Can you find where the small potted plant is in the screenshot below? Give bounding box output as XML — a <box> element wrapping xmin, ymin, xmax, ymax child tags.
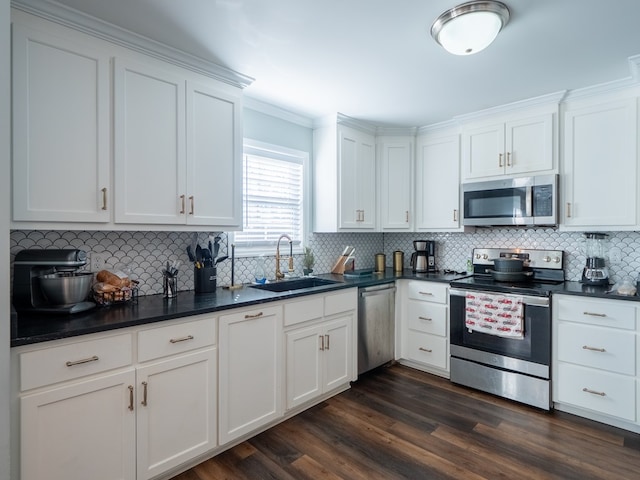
<box><xmin>302</xmin><ymin>246</ymin><xmax>315</xmax><ymax>276</ymax></box>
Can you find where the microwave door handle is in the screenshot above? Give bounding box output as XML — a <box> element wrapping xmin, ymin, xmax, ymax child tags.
<box><xmin>525</xmin><ymin>186</ymin><xmax>533</xmax><ymax>217</ymax></box>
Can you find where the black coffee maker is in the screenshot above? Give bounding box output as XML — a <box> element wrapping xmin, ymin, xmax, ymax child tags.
<box><xmin>410</xmin><ymin>240</ymin><xmax>436</xmax><ymax>273</ymax></box>
<box><xmin>13</xmin><ymin>249</ymin><xmax>95</xmax><ymax>314</ymax></box>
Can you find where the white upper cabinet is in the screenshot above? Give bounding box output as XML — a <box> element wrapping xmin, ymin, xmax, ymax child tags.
<box><xmin>114</xmin><ymin>58</ymin><xmax>186</xmax><ymax>225</ymax></box>
<box><xmin>415</xmin><ymin>130</ymin><xmax>462</xmax><ymax>231</ymax></box>
<box><xmin>12</xmin><ymin>22</ymin><xmax>111</xmax><ymax>223</ymax></box>
<box><xmin>114</xmin><ymin>59</ymin><xmax>243</xmax><ymax>227</ymax></box>
<box><xmin>378</xmin><ymin>137</ymin><xmax>414</xmax><ymax>231</ymax></box>
<box><xmin>11</xmin><ymin>9</ymin><xmax>246</xmax><ymax>231</ymax></box>
<box><xmin>314</xmin><ymin>117</ymin><xmax>376</xmax><ymax>232</ymax></box>
<box><xmin>561</xmin><ymin>96</ymin><xmax>638</xmax><ymax>230</ymax></box>
<box><xmin>461</xmin><ymin>111</ymin><xmax>555</xmax><ymax>181</ymax></box>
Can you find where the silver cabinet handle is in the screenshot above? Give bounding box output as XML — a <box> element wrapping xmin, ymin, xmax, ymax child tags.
<box><xmin>244</xmin><ymin>312</ymin><xmax>264</xmax><ymax>319</ymax></box>
<box><xmin>141</xmin><ymin>381</ymin><xmax>148</xmax><ymax>406</ymax></box>
<box><xmin>583</xmin><ymin>311</ymin><xmax>607</xmax><ymax>318</ymax></box>
<box><xmin>419</xmin><ymin>291</ymin><xmax>434</xmax><ymax>296</ymax></box>
<box><xmin>582</xmin><ymin>345</ymin><xmax>606</xmax><ymax>352</ymax></box>
<box><xmin>179</xmin><ymin>194</ymin><xmax>186</xmax><ymax>214</ymax></box>
<box><xmin>498</xmin><ymin>153</ymin><xmax>503</xmax><ymax>167</ymax></box>
<box><xmin>101</xmin><ymin>188</ymin><xmax>108</xmax><ymax>211</ymax></box>
<box><xmin>582</xmin><ymin>387</ymin><xmax>606</xmax><ymax>397</ymax></box>
<box><xmin>566</xmin><ymin>202</ymin><xmax>572</xmax><ymax>218</ymax></box>
<box><xmin>453</xmin><ymin>209</ymin><xmax>458</xmax><ymax>222</ymax></box>
<box><xmin>319</xmin><ymin>335</ymin><xmax>325</xmax><ymax>351</ymax></box>
<box><xmin>128</xmin><ymin>385</ymin><xmax>134</xmax><ymax>411</ymax></box>
<box><xmin>418</xmin><ymin>316</ymin><xmax>432</xmax><ymax>321</ymax></box>
<box><xmin>325</xmin><ymin>334</ymin><xmax>330</xmax><ymax>350</ymax></box>
<box><xmin>189</xmin><ymin>195</ymin><xmax>195</xmax><ymax>215</ymax></box>
<box><xmin>419</xmin><ymin>347</ymin><xmax>433</xmax><ymax>353</ymax></box>
<box><xmin>405</xmin><ymin>210</ymin><xmax>409</xmax><ymax>223</ymax></box>
<box><xmin>506</xmin><ymin>151</ymin><xmax>511</xmax><ymax>167</ymax></box>
<box><xmin>66</xmin><ymin>355</ymin><xmax>99</xmax><ymax>367</ymax></box>
<box><xmin>169</xmin><ymin>335</ymin><xmax>194</xmax><ymax>344</ymax></box>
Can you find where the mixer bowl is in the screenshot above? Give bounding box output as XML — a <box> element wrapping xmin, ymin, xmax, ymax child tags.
<box><xmin>39</xmin><ymin>272</ymin><xmax>93</xmax><ymax>305</ymax></box>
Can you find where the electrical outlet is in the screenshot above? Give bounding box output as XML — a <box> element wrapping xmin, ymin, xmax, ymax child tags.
<box><xmin>91</xmin><ymin>252</ymin><xmax>107</xmax><ymax>271</ymax></box>
<box><xmin>609</xmin><ymin>247</ymin><xmax>622</xmax><ymax>265</ymax></box>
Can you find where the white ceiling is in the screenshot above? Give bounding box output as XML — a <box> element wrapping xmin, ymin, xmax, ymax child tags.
<box><xmin>47</xmin><ymin>0</ymin><xmax>640</xmax><ymax>127</ymax></box>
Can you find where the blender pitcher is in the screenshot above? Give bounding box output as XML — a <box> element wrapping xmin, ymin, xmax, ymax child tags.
<box><xmin>581</xmin><ymin>232</ymin><xmax>610</xmax><ymax>285</ymax></box>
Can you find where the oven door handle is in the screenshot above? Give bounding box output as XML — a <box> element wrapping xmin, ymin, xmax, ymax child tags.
<box><xmin>449</xmin><ymin>288</ymin><xmax>549</xmax><ymax>307</ymax></box>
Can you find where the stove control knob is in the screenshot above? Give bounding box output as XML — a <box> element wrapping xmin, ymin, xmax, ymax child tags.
<box><xmin>475</xmin><ymin>253</ymin><xmax>481</xmax><ymax>259</ymax></box>
<box><xmin>543</xmin><ymin>256</ymin><xmax>551</xmax><ymax>263</ymax></box>
<box><xmin>482</xmin><ymin>253</ymin><xmax>489</xmax><ymax>260</ymax></box>
<box><xmin>553</xmin><ymin>257</ymin><xmax>561</xmax><ymax>263</ymax></box>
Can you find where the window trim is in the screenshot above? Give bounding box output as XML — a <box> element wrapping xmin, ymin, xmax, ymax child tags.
<box><xmin>232</xmin><ymin>138</ymin><xmax>310</xmax><ymax>257</ymax></box>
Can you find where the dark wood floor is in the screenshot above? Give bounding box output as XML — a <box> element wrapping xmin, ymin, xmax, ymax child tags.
<box><xmin>173</xmin><ymin>364</ymin><xmax>640</xmax><ymax>479</ymax></box>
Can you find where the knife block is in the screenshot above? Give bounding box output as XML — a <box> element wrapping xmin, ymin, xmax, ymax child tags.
<box><xmin>331</xmin><ymin>256</ymin><xmax>355</xmax><ymax>274</ymax></box>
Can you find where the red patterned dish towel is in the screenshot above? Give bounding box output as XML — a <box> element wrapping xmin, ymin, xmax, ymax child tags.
<box><xmin>465</xmin><ymin>292</ymin><xmax>524</xmax><ymax>339</ymax></box>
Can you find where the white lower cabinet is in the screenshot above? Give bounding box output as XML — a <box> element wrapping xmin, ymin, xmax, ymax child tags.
<box><xmin>15</xmin><ymin>315</ymin><xmax>217</xmax><ymax>480</ymax></box>
<box><xmin>397</xmin><ymin>280</ymin><xmax>450</xmax><ymax>377</ymax></box>
<box><xmin>218</xmin><ymin>305</ymin><xmax>283</xmax><ymax>445</ymax></box>
<box><xmin>20</xmin><ymin>368</ymin><xmax>137</xmax><ymax>480</ymax></box>
<box><xmin>284</xmin><ymin>289</ymin><xmax>357</xmax><ymax>410</ymax></box>
<box><xmin>553</xmin><ymin>295</ymin><xmax>639</xmax><ymax>432</ymax></box>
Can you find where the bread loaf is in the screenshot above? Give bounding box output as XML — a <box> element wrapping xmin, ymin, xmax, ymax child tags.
<box><xmin>96</xmin><ymin>270</ymin><xmax>126</xmax><ymax>287</ymax></box>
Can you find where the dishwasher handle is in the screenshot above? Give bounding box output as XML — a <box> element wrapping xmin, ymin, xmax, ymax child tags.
<box><xmin>360</xmin><ymin>285</ymin><xmax>396</xmax><ymax>297</ymax></box>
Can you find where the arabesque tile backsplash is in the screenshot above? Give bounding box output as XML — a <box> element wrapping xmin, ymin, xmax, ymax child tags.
<box><xmin>10</xmin><ymin>228</ymin><xmax>640</xmax><ymax>296</ymax></box>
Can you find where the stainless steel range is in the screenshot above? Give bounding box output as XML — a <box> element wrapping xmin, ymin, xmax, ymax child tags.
<box><xmin>449</xmin><ymin>248</ymin><xmax>565</xmax><ymax>410</ymax></box>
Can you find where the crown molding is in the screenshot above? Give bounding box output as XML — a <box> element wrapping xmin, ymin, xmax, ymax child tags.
<box><xmin>454</xmin><ymin>90</ymin><xmax>567</xmax><ymax>123</ymax></box>
<box><xmin>562</xmin><ymin>55</ymin><xmax>640</xmax><ymax>102</ymax></box>
<box><xmin>11</xmin><ymin>0</ymin><xmax>254</xmax><ymax>89</ymax></box>
<box><xmin>417</xmin><ymin>119</ymin><xmax>460</xmax><ymax>136</ymax></box>
<box><xmin>375</xmin><ymin>126</ymin><xmax>417</xmax><ymax>136</ymax></box>
<box><xmin>243</xmin><ymin>97</ymin><xmax>314</xmax><ymax>128</ymax></box>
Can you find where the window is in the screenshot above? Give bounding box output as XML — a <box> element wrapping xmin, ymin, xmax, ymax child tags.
<box><xmin>233</xmin><ymin>139</ymin><xmax>309</xmax><ymax>254</ymax></box>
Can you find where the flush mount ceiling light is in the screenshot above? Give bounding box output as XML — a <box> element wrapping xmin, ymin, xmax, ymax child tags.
<box><xmin>431</xmin><ymin>1</ymin><xmax>510</xmax><ymax>55</ymax></box>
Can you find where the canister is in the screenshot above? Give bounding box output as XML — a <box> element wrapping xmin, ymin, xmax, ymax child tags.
<box><xmin>393</xmin><ymin>250</ymin><xmax>404</xmax><ymax>273</ymax></box>
<box><xmin>374</xmin><ymin>253</ymin><xmax>386</xmax><ymax>273</ymax></box>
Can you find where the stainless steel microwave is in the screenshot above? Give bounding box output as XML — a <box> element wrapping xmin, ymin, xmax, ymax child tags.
<box><xmin>462</xmin><ymin>174</ymin><xmax>558</xmax><ymax>227</ymax></box>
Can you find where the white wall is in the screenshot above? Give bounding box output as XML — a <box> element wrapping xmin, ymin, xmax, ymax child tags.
<box><xmin>1</xmin><ymin>0</ymin><xmax>11</xmax><ymax>476</ymax></box>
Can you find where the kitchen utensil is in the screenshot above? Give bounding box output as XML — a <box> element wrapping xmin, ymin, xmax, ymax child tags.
<box><xmin>214</xmin><ymin>255</ymin><xmax>228</xmax><ymax>265</ymax></box>
<box><xmin>196</xmin><ymin>245</ymin><xmax>203</xmax><ymax>263</ymax></box>
<box><xmin>39</xmin><ymin>272</ymin><xmax>93</xmax><ymax>305</ymax></box>
<box><xmin>186</xmin><ymin>246</ymin><xmax>195</xmax><ymax>262</ymax></box>
<box><xmin>202</xmin><ymin>248</ymin><xmax>212</xmax><ymax>267</ymax></box>
<box><xmin>491</xmin><ymin>258</ymin><xmax>524</xmax><ymax>272</ymax></box>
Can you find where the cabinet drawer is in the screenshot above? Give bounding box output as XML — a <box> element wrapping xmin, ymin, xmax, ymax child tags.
<box><xmin>325</xmin><ymin>288</ymin><xmax>357</xmax><ymax>317</ymax></box>
<box><xmin>556</xmin><ymin>363</ymin><xmax>636</xmax><ymax>421</ymax></box>
<box><xmin>406</xmin><ymin>331</ymin><xmax>448</xmax><ymax>370</ymax></box>
<box><xmin>407</xmin><ymin>300</ymin><xmax>447</xmax><ymax>336</ymax></box>
<box><xmin>557</xmin><ymin>323</ymin><xmax>635</xmax><ymax>375</ymax></box>
<box><xmin>284</xmin><ymin>295</ymin><xmax>323</xmax><ymax>326</ymax></box>
<box><xmin>555</xmin><ymin>296</ymin><xmax>636</xmax><ymax>330</ymax></box>
<box><xmin>406</xmin><ymin>281</ymin><xmax>447</xmax><ymax>304</ymax></box>
<box><xmin>138</xmin><ymin>316</ymin><xmax>216</xmax><ymax>362</ymax></box>
<box><xmin>20</xmin><ymin>333</ymin><xmax>132</xmax><ymax>391</ymax></box>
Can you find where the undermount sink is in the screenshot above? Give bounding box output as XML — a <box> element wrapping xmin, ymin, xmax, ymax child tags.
<box><xmin>250</xmin><ymin>277</ymin><xmax>340</xmax><ymax>293</ymax></box>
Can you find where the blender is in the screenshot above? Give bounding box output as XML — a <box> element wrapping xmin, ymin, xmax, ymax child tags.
<box><xmin>581</xmin><ymin>232</ymin><xmax>610</xmax><ymax>285</ymax></box>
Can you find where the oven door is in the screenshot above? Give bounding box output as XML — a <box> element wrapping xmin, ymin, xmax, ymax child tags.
<box><xmin>449</xmin><ymin>288</ymin><xmax>550</xmax><ymax>376</ymax></box>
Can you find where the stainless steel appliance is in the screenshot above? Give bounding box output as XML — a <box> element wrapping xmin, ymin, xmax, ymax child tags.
<box><xmin>410</xmin><ymin>240</ymin><xmax>436</xmax><ymax>273</ymax></box>
<box><xmin>449</xmin><ymin>247</ymin><xmax>565</xmax><ymax>410</ymax></box>
<box><xmin>13</xmin><ymin>249</ymin><xmax>96</xmax><ymax>314</ymax></box>
<box><xmin>581</xmin><ymin>232</ymin><xmax>610</xmax><ymax>285</ymax></box>
<box><xmin>358</xmin><ymin>283</ymin><xmax>396</xmax><ymax>375</ymax></box>
<box><xmin>462</xmin><ymin>174</ymin><xmax>558</xmax><ymax>227</ymax></box>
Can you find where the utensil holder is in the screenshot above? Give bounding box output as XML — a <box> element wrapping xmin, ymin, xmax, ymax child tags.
<box><xmin>163</xmin><ymin>274</ymin><xmax>178</xmax><ymax>298</ymax></box>
<box><xmin>194</xmin><ymin>266</ymin><xmax>216</xmax><ymax>294</ymax></box>
<box><xmin>393</xmin><ymin>251</ymin><xmax>404</xmax><ymax>273</ymax></box>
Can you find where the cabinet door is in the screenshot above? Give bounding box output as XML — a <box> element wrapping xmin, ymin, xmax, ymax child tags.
<box><xmin>323</xmin><ymin>315</ymin><xmax>352</xmax><ymax>391</ymax></box>
<box><xmin>114</xmin><ymin>58</ymin><xmax>186</xmax><ymax>224</ymax></box>
<box><xmin>339</xmin><ymin>127</ymin><xmax>376</xmax><ymax>229</ymax></box>
<box><xmin>12</xmin><ymin>24</ymin><xmax>110</xmax><ymax>223</ymax></box>
<box><xmin>20</xmin><ymin>369</ymin><xmax>136</xmax><ymax>480</ymax></box>
<box><xmin>563</xmin><ymin>99</ymin><xmax>637</xmax><ymax>228</ymax></box>
<box><xmin>186</xmin><ymin>81</ymin><xmax>242</xmax><ymax>227</ymax></box>
<box><xmin>285</xmin><ymin>323</ymin><xmax>323</xmax><ymax>409</ymax></box>
<box><xmin>136</xmin><ymin>349</ymin><xmax>217</xmax><ymax>480</ymax></box>
<box><xmin>415</xmin><ymin>133</ymin><xmax>461</xmax><ymax>231</ymax></box>
<box><xmin>462</xmin><ymin>122</ymin><xmax>505</xmax><ymax>179</ymax></box>
<box><xmin>218</xmin><ymin>307</ymin><xmax>283</xmax><ymax>444</ymax></box>
<box><xmin>379</xmin><ymin>140</ymin><xmax>413</xmax><ymax>230</ymax></box>
<box><xmin>505</xmin><ymin>113</ymin><xmax>553</xmax><ymax>174</ymax></box>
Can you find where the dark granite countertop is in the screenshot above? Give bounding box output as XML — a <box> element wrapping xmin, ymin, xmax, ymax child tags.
<box><xmin>555</xmin><ymin>280</ymin><xmax>640</xmax><ymax>302</ymax></box>
<box><xmin>11</xmin><ymin>269</ymin><xmax>463</xmax><ymax>347</ymax></box>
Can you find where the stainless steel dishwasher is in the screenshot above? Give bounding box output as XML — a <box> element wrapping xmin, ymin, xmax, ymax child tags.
<box><xmin>358</xmin><ymin>283</ymin><xmax>396</xmax><ymax>375</ymax></box>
